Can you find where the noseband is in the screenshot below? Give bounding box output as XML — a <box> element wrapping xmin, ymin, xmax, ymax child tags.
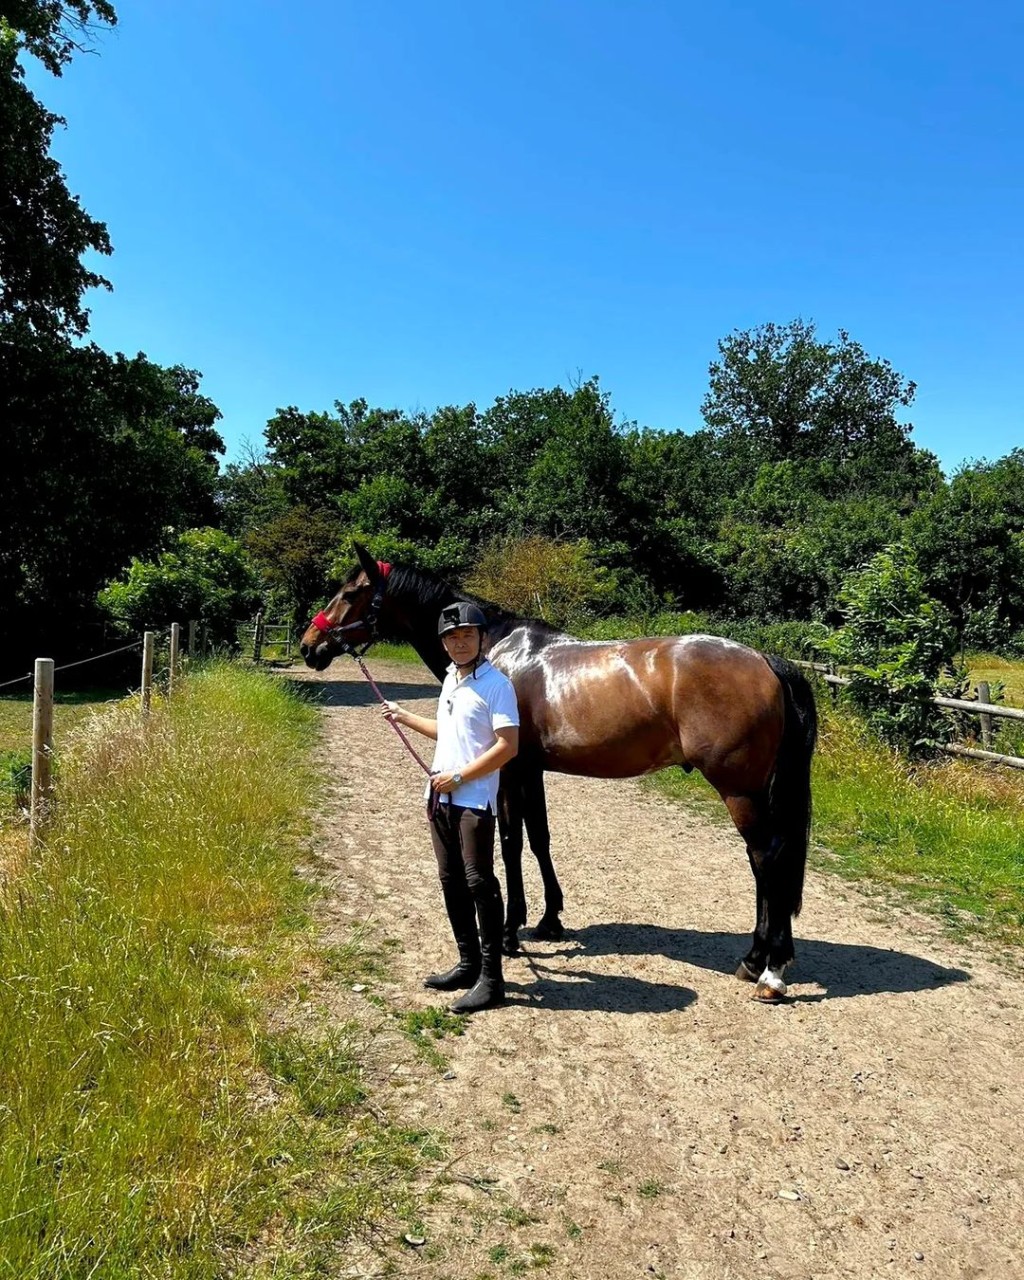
<box><xmin>312</xmin><ymin>561</ymin><xmax>391</xmax><ymax>656</ymax></box>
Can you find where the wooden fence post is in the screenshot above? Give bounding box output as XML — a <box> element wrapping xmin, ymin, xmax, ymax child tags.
<box><xmin>252</xmin><ymin>611</ymin><xmax>264</xmax><ymax>663</ymax></box>
<box><xmin>141</xmin><ymin>631</ymin><xmax>155</xmax><ymax>715</ymax></box>
<box><xmin>169</xmin><ymin>622</ymin><xmax>180</xmax><ymax>696</ymax></box>
<box><xmin>30</xmin><ymin>658</ymin><xmax>54</xmax><ymax>852</ymax></box>
<box><xmin>977</xmin><ymin>681</ymin><xmax>993</xmax><ymax>750</ymax></box>
<box><xmin>188</xmin><ymin>619</ymin><xmax>197</xmax><ymax>657</ymax></box>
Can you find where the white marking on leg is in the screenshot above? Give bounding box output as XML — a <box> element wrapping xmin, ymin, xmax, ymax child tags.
<box><xmin>757</xmin><ymin>966</ymin><xmax>788</xmax><ymax>995</ymax></box>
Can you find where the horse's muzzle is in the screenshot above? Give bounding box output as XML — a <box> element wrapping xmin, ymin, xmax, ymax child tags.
<box><xmin>299</xmin><ymin>641</ymin><xmax>333</xmax><ymax>671</ymax></box>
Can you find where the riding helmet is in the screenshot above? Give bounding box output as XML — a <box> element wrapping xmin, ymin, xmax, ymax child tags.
<box><xmin>438</xmin><ymin>601</ymin><xmax>488</xmax><ymax>636</ymax></box>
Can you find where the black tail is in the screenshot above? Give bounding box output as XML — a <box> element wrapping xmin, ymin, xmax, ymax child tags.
<box><xmin>764</xmin><ymin>655</ymin><xmax>818</xmax><ymax>917</ymax></box>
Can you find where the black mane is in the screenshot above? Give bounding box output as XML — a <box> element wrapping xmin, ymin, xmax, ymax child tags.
<box><xmin>374</xmin><ymin>561</ymin><xmax>563</xmax><ymax>681</ymax></box>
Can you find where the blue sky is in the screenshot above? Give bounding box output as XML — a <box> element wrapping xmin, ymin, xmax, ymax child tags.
<box><xmin>32</xmin><ymin>0</ymin><xmax>1023</xmax><ymax>471</ymax></box>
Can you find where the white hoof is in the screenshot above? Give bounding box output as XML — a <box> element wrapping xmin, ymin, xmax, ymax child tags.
<box><xmin>756</xmin><ymin>967</ymin><xmax>788</xmax><ymax>997</ymax></box>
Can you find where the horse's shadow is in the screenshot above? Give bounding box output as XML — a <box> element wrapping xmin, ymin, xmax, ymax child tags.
<box><xmin>288</xmin><ymin>677</ymin><xmax>435</xmax><ymax>708</ymax></box>
<box><xmin>538</xmin><ymin>922</ymin><xmax>969</xmax><ymax>1002</ymax></box>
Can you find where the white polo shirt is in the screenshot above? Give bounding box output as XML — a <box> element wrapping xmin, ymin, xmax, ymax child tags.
<box><xmin>427</xmin><ymin>658</ymin><xmax>519</xmax><ymax>812</ymax></box>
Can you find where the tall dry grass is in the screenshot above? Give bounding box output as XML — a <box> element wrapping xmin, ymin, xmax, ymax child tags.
<box><xmin>0</xmin><ymin>665</ymin><xmax>426</xmax><ymax>1278</ymax></box>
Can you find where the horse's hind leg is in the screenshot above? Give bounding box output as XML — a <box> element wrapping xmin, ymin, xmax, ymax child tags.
<box><xmin>497</xmin><ymin>769</ymin><xmax>527</xmax><ymax>956</ymax></box>
<box><xmin>521</xmin><ymin>767</ymin><xmax>564</xmax><ymax>940</ymax></box>
<box><xmin>725</xmin><ymin>794</ymin><xmax>797</xmax><ymax>1002</ymax></box>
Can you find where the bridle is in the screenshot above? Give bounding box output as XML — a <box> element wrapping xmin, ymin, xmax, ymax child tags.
<box><xmin>310</xmin><ymin>561</ymin><xmax>391</xmax><ymax>656</ymax></box>
<box><xmin>308</xmin><ymin>560</ymin><xmax>440</xmax><ymax>816</ymax></box>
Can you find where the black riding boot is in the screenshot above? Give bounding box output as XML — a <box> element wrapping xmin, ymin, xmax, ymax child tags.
<box><xmin>451</xmin><ymin>883</ymin><xmax>506</xmax><ymax>1014</ymax></box>
<box><xmin>424</xmin><ymin>885</ymin><xmax>481</xmax><ymax>991</ymax></box>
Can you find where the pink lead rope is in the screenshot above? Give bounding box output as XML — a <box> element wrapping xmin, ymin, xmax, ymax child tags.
<box><xmin>349</xmin><ymin>652</ymin><xmax>441</xmax><ymax>818</ymax></box>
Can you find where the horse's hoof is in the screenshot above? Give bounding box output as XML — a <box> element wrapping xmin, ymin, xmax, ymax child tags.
<box><xmin>735</xmin><ymin>961</ymin><xmax>760</xmax><ymax>983</ymax></box>
<box><xmin>752</xmin><ymin>981</ymin><xmax>788</xmax><ymax>1003</ymax></box>
<box><xmin>533</xmin><ymin>916</ymin><xmax>564</xmax><ymax>941</ymax></box>
<box><xmin>502</xmin><ymin>934</ymin><xmax>520</xmax><ymax>957</ymax></box>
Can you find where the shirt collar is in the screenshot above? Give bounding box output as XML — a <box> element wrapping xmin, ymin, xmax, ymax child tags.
<box><xmin>446</xmin><ymin>658</ymin><xmax>491</xmax><ymax>678</ymax></box>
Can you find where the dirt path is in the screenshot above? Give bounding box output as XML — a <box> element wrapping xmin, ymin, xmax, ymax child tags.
<box><xmin>293</xmin><ymin>661</ymin><xmax>1024</xmax><ymax>1280</ymax></box>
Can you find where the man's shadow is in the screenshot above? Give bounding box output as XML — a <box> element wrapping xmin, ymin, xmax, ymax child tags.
<box><xmin>288</xmin><ymin>677</ymin><xmax>436</xmax><ymax>708</ymax></box>
<box><xmin>506</xmin><ymin>967</ymin><xmax>696</xmax><ymax>1015</ymax></box>
<box><xmin>538</xmin><ymin>922</ymin><xmax>969</xmax><ymax>1002</ymax></box>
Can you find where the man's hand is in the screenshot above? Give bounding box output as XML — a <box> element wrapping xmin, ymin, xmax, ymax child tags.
<box><xmin>382</xmin><ymin>701</ymin><xmax>406</xmax><ymax>726</ymax></box>
<box><xmin>430</xmin><ymin>771</ymin><xmax>459</xmax><ymax>795</ymax></box>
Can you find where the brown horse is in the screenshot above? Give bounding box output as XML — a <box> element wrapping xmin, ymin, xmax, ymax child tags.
<box><xmin>301</xmin><ymin>545</ymin><xmax>818</xmax><ymax>1001</ymax></box>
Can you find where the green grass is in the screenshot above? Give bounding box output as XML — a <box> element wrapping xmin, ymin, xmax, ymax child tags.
<box><xmin>649</xmin><ymin>699</ymin><xmax>1024</xmax><ymax>949</ymax></box>
<box><xmin>0</xmin><ymin>687</ymin><xmax>126</xmax><ymax>817</ymax></box>
<box><xmin>0</xmin><ymin>685</ymin><xmax>125</xmax><ymax>754</ymax></box>
<box><xmin>369</xmin><ymin>641</ymin><xmax>421</xmax><ymax>664</ymax></box>
<box><xmin>966</xmin><ymin>652</ymin><xmax>1024</xmax><ymax>706</ymax></box>
<box><xmin>0</xmin><ymin>663</ymin><xmax>430</xmax><ymax>1278</ymax></box>
<box><xmin>400</xmin><ymin>1005</ymin><xmax>467</xmax><ymax>1069</ymax></box>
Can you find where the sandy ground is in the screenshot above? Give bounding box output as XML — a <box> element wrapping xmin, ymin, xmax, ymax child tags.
<box><xmin>289</xmin><ymin>660</ymin><xmax>1024</xmax><ymax>1280</ymax></box>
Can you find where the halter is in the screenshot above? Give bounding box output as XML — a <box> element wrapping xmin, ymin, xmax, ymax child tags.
<box><xmin>312</xmin><ymin>561</ymin><xmax>391</xmax><ymax>655</ymax></box>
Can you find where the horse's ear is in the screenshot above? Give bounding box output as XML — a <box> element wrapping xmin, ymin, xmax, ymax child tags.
<box><xmin>353</xmin><ymin>542</ymin><xmax>379</xmax><ymax>580</ymax></box>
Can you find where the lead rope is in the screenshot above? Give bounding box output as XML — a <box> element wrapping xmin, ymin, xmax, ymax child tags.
<box><xmin>348</xmin><ymin>652</ymin><xmax>440</xmax><ymax>818</ymax></box>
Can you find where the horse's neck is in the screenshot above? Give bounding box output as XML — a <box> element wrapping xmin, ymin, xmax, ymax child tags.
<box><xmin>382</xmin><ymin>567</ymin><xmax>532</xmax><ymax>681</ymax></box>
<box><xmin>383</xmin><ymin>571</ymin><xmax>456</xmax><ymax>681</ymax></box>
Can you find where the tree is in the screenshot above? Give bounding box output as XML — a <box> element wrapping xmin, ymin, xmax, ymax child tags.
<box><xmin>1</xmin><ymin>2</ymin><xmax>116</xmax><ymax>335</ymax></box>
<box><xmin>1</xmin><ymin>3</ymin><xmax>117</xmax><ymax>74</ymax></box>
<box><xmin>243</xmin><ymin>505</ymin><xmax>340</xmax><ymax>624</ymax></box>
<box><xmin>702</xmin><ymin>320</ymin><xmax>934</xmax><ymax>501</ymax></box>
<box><xmin>1</xmin><ymin>335</ymin><xmax>225</xmax><ymax>659</ymax></box>
<box><xmin>907</xmin><ymin>451</ymin><xmax>1024</xmax><ymax>646</ymax></box>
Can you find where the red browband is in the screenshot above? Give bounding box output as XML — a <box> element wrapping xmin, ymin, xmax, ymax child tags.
<box><xmin>312</xmin><ymin>561</ymin><xmax>391</xmax><ymax>633</ymax></box>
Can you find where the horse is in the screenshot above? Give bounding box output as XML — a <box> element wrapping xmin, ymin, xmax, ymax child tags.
<box><xmin>300</xmin><ymin>544</ymin><xmax>818</xmax><ymax>1002</ymax></box>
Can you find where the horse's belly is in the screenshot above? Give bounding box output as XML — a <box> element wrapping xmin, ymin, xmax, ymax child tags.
<box><xmin>526</xmin><ymin>720</ymin><xmax>684</xmax><ymax>778</ymax></box>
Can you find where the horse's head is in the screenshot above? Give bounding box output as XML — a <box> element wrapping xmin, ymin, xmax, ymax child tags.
<box><xmin>300</xmin><ymin>543</ymin><xmax>391</xmax><ymax>670</ymax></box>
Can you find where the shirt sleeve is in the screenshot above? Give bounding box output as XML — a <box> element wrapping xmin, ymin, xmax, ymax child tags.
<box><xmin>488</xmin><ymin>675</ymin><xmax>519</xmax><ymax>730</ymax></box>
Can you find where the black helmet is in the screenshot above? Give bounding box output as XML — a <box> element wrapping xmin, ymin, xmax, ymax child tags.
<box><xmin>438</xmin><ymin>601</ymin><xmax>487</xmax><ymax>637</ymax></box>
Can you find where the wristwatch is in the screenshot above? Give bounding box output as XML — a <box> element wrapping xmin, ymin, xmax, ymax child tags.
<box><xmin>452</xmin><ymin>772</ymin><xmax>463</xmax><ymax>787</ymax></box>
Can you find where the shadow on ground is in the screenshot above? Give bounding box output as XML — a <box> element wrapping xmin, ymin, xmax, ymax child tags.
<box><xmin>535</xmin><ymin>922</ymin><xmax>969</xmax><ymax>1002</ymax></box>
<box><xmin>286</xmin><ymin>676</ymin><xmax>436</xmax><ymax>708</ymax></box>
<box><xmin>504</xmin><ymin>963</ymin><xmax>696</xmax><ymax>1015</ymax></box>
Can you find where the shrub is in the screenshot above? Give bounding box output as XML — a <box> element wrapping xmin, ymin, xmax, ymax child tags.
<box><xmin>465</xmin><ymin>536</ymin><xmax>617</xmax><ymax>630</ymax></box>
<box><xmin>98</xmin><ymin>527</ymin><xmax>261</xmax><ymax>644</ymax></box>
<box><xmin>823</xmin><ymin>544</ymin><xmax>963</xmax><ymax>754</ymax></box>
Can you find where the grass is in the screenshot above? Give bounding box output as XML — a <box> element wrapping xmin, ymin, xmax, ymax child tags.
<box><xmin>367</xmin><ymin>641</ymin><xmax>421</xmax><ymax>664</ymax></box>
<box><xmin>0</xmin><ymin>685</ymin><xmax>125</xmax><ymax>753</ymax></box>
<box><xmin>0</xmin><ymin>663</ymin><xmax>431</xmax><ymax>1278</ymax></box>
<box><xmin>0</xmin><ymin>687</ymin><xmax>126</xmax><ymax>818</ymax></box>
<box><xmin>966</xmin><ymin>652</ymin><xmax>1024</xmax><ymax>706</ymax></box>
<box><xmin>400</xmin><ymin>1006</ymin><xmax>467</xmax><ymax>1069</ymax></box>
<box><xmin>649</xmin><ymin>697</ymin><xmax>1024</xmax><ymax>950</ymax></box>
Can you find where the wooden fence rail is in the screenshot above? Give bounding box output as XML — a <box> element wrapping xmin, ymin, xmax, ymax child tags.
<box><xmin>792</xmin><ymin>660</ymin><xmax>1024</xmax><ymax>770</ymax></box>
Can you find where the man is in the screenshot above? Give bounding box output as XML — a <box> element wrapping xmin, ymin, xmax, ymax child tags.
<box><xmin>383</xmin><ymin>602</ymin><xmax>519</xmax><ymax>1013</ymax></box>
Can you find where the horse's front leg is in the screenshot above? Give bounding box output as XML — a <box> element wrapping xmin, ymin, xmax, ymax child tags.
<box><xmin>521</xmin><ymin>766</ymin><xmax>564</xmax><ymax>940</ymax></box>
<box><xmin>497</xmin><ymin>765</ymin><xmax>527</xmax><ymax>955</ymax></box>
